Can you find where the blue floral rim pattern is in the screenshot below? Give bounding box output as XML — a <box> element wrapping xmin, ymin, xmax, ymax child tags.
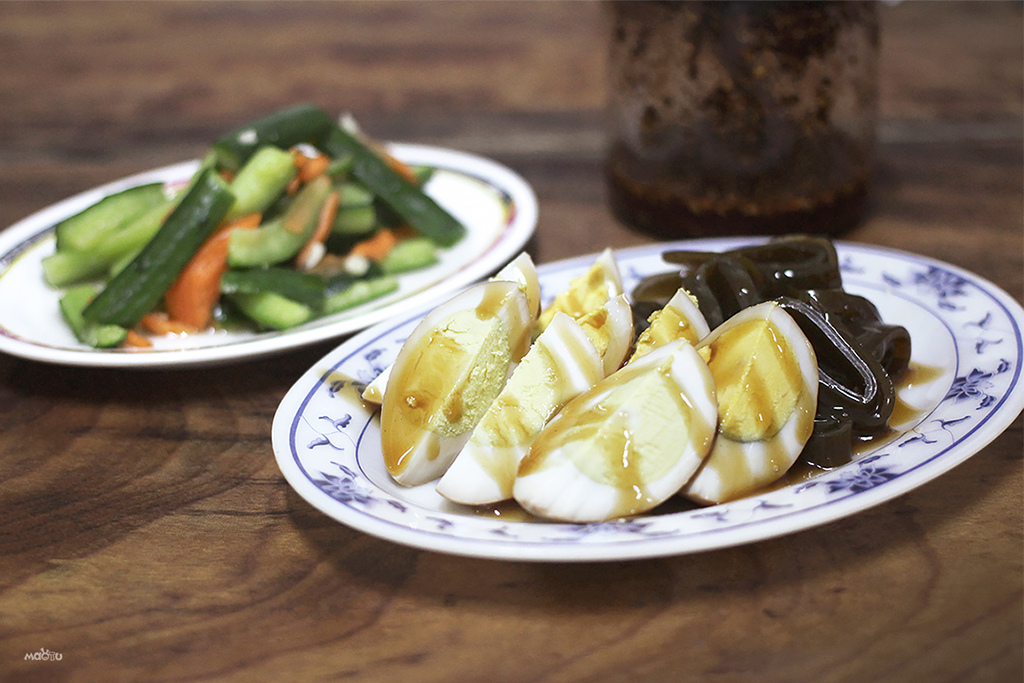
<box><xmin>272</xmin><ymin>238</ymin><xmax>1024</xmax><ymax>562</ymax></box>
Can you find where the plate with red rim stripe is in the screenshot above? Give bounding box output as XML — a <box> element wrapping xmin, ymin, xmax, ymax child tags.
<box><xmin>0</xmin><ymin>143</ymin><xmax>537</xmax><ymax>369</ymax></box>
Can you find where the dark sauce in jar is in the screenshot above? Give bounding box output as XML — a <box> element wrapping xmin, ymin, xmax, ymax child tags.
<box><xmin>606</xmin><ymin>1</ymin><xmax>879</xmax><ymax>238</ymax></box>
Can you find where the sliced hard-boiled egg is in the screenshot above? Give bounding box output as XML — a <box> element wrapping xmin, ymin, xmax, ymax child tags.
<box><xmin>628</xmin><ymin>287</ymin><xmax>710</xmax><ymax>363</ymax></box>
<box><xmin>681</xmin><ymin>301</ymin><xmax>818</xmax><ymax>505</ymax></box>
<box><xmin>436</xmin><ymin>311</ymin><xmax>605</xmax><ymax>505</ymax></box>
<box><xmin>513</xmin><ymin>339</ymin><xmax>718</xmax><ymax>522</ymax></box>
<box><xmin>380</xmin><ymin>280</ymin><xmax>533</xmax><ymax>486</ymax></box>
<box><xmin>574</xmin><ymin>293</ymin><xmax>634</xmax><ymax>376</ymax></box>
<box><xmin>361</xmin><ymin>252</ymin><xmax>541</xmax><ymax>406</ymax></box>
<box><xmin>361</xmin><ymin>365</ymin><xmax>390</xmax><ymax>405</ymax></box>
<box><xmin>493</xmin><ymin>252</ymin><xmax>542</xmax><ymax>320</ymax></box>
<box><xmin>535</xmin><ymin>248</ymin><xmax>623</xmax><ymax>333</ymax></box>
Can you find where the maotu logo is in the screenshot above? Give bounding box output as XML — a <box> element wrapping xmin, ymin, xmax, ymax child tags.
<box><xmin>25</xmin><ymin>648</ymin><xmax>62</xmax><ymax>661</ymax></box>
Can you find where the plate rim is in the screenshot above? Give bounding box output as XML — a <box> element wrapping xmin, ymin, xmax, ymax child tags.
<box><xmin>273</xmin><ymin>238</ymin><xmax>1024</xmax><ymax>562</ymax></box>
<box><xmin>0</xmin><ymin>143</ymin><xmax>538</xmax><ymax>369</ymax></box>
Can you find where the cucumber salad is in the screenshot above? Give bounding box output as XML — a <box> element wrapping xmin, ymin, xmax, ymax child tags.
<box><xmin>43</xmin><ymin>104</ymin><xmax>466</xmax><ymax>349</ymax></box>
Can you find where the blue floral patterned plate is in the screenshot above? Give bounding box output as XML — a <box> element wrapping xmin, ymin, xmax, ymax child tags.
<box><xmin>272</xmin><ymin>239</ymin><xmax>1024</xmax><ymax>562</ymax></box>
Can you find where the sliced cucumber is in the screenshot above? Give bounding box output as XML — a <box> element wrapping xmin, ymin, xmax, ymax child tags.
<box><xmin>83</xmin><ymin>169</ymin><xmax>236</xmax><ymax>328</ymax></box>
<box><xmin>227</xmin><ymin>175</ymin><xmax>331</xmax><ymax>268</ymax></box>
<box><xmin>226</xmin><ymin>146</ymin><xmax>298</xmax><ymax>220</ymax></box>
<box><xmin>43</xmin><ymin>198</ymin><xmax>176</xmax><ymax>288</ymax></box>
<box><xmin>54</xmin><ymin>182</ymin><xmax>167</xmax><ymax>254</ymax></box>
<box><xmin>228</xmin><ymin>291</ymin><xmax>313</xmax><ymax>330</ymax></box>
<box><xmin>213</xmin><ymin>104</ymin><xmax>334</xmax><ymax>172</ymax></box>
<box><xmin>332</xmin><ymin>205</ymin><xmax>377</xmax><ymax>237</ymax></box>
<box><xmin>323</xmin><ymin>276</ymin><xmax>399</xmax><ymax>315</ymax></box>
<box><xmin>220</xmin><ymin>267</ymin><xmax>325</xmax><ymax>309</ymax></box>
<box><xmin>59</xmin><ymin>284</ymin><xmax>128</xmax><ymax>348</ymax></box>
<box><xmin>380</xmin><ymin>237</ymin><xmax>439</xmax><ymax>275</ymax></box>
<box><xmin>318</xmin><ymin>125</ymin><xmax>465</xmax><ymax>247</ymax></box>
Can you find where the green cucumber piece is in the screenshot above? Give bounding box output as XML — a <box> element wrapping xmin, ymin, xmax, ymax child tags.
<box><xmin>226</xmin><ymin>146</ymin><xmax>298</xmax><ymax>220</ymax></box>
<box><xmin>44</xmin><ymin>249</ymin><xmax>118</xmax><ymax>290</ymax></box>
<box><xmin>83</xmin><ymin>168</ymin><xmax>236</xmax><ymax>328</ymax></box>
<box><xmin>332</xmin><ymin>205</ymin><xmax>377</xmax><ymax>237</ymax></box>
<box><xmin>335</xmin><ymin>181</ymin><xmax>374</xmax><ymax>208</ymax></box>
<box><xmin>43</xmin><ymin>198</ymin><xmax>177</xmax><ymax>287</ymax></box>
<box><xmin>59</xmin><ymin>284</ymin><xmax>128</xmax><ymax>348</ymax></box>
<box><xmin>324</xmin><ymin>155</ymin><xmax>355</xmax><ymax>178</ymax></box>
<box><xmin>108</xmin><ymin>248</ymin><xmax>140</xmax><ymax>279</ymax></box>
<box><xmin>323</xmin><ymin>275</ymin><xmax>398</xmax><ymax>315</ymax></box>
<box><xmin>226</xmin><ymin>175</ymin><xmax>331</xmax><ymax>268</ymax></box>
<box><xmin>226</xmin><ymin>218</ymin><xmax>295</xmax><ymax>268</ymax></box>
<box><xmin>228</xmin><ymin>291</ymin><xmax>313</xmax><ymax>330</ymax></box>
<box><xmin>318</xmin><ymin>126</ymin><xmax>465</xmax><ymax>247</ymax></box>
<box><xmin>54</xmin><ymin>182</ymin><xmax>167</xmax><ymax>253</ymax></box>
<box><xmin>220</xmin><ymin>268</ymin><xmax>325</xmax><ymax>310</ymax></box>
<box><xmin>380</xmin><ymin>237</ymin><xmax>439</xmax><ymax>274</ymax></box>
<box><xmin>212</xmin><ymin>104</ymin><xmax>334</xmax><ymax>172</ymax></box>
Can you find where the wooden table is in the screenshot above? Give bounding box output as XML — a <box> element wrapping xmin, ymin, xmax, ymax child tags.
<box><xmin>1</xmin><ymin>2</ymin><xmax>1021</xmax><ymax>681</ymax></box>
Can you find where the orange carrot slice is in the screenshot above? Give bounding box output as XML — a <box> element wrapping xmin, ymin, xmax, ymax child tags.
<box><xmin>385</xmin><ymin>154</ymin><xmax>419</xmax><ymax>185</ymax></box>
<box><xmin>365</xmin><ymin>140</ymin><xmax>419</xmax><ymax>185</ymax></box>
<box><xmin>223</xmin><ymin>212</ymin><xmax>263</xmax><ymax>231</ymax></box>
<box><xmin>286</xmin><ymin>151</ymin><xmax>307</xmax><ymax>195</ymax></box>
<box><xmin>297</xmin><ymin>154</ymin><xmax>330</xmax><ymax>184</ymax></box>
<box><xmin>287</xmin><ymin>150</ymin><xmax>332</xmax><ymax>193</ymax></box>
<box><xmin>349</xmin><ymin>227</ymin><xmax>400</xmax><ymax>261</ymax></box>
<box><xmin>295</xmin><ymin>191</ymin><xmax>340</xmax><ymax>271</ymax></box>
<box><xmin>122</xmin><ymin>329</ymin><xmax>154</xmax><ymax>348</ymax></box>
<box><xmin>163</xmin><ymin>213</ymin><xmax>260</xmax><ymax>329</ymax></box>
<box><xmin>140</xmin><ymin>312</ymin><xmax>198</xmax><ymax>336</ymax></box>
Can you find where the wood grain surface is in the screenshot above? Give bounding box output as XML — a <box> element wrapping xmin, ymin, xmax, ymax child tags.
<box><xmin>0</xmin><ymin>2</ymin><xmax>1021</xmax><ymax>682</ymax></box>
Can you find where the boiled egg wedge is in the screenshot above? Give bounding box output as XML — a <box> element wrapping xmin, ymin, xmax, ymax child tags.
<box><xmin>361</xmin><ymin>252</ymin><xmax>541</xmax><ymax>405</ymax></box>
<box><xmin>436</xmin><ymin>311</ymin><xmax>605</xmax><ymax>505</ymax></box>
<box><xmin>359</xmin><ymin>365</ymin><xmax>390</xmax><ymax>406</ymax></box>
<box><xmin>512</xmin><ymin>339</ymin><xmax>718</xmax><ymax>522</ymax></box>
<box><xmin>681</xmin><ymin>301</ymin><xmax>818</xmax><ymax>504</ymax></box>
<box><xmin>535</xmin><ymin>248</ymin><xmax>623</xmax><ymax>333</ymax></box>
<box><xmin>574</xmin><ymin>293</ymin><xmax>635</xmax><ymax>376</ymax></box>
<box><xmin>628</xmin><ymin>287</ymin><xmax>710</xmax><ymax>363</ymax></box>
<box><xmin>380</xmin><ymin>280</ymin><xmax>533</xmax><ymax>486</ymax></box>
<box><xmin>493</xmin><ymin>252</ymin><xmax>542</xmax><ymax>319</ymax></box>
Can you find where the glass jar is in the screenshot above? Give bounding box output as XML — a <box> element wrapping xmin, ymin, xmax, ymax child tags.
<box><xmin>605</xmin><ymin>1</ymin><xmax>879</xmax><ymax>238</ymax></box>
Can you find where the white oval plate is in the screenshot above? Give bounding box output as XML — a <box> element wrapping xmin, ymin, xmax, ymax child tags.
<box><xmin>273</xmin><ymin>238</ymin><xmax>1024</xmax><ymax>562</ymax></box>
<box><xmin>0</xmin><ymin>144</ymin><xmax>537</xmax><ymax>369</ymax></box>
